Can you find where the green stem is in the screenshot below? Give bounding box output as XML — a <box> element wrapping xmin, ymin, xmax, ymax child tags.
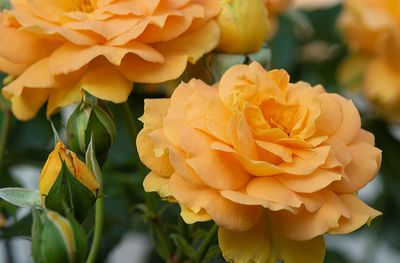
<box><xmin>86</xmin><ymin>195</ymin><xmax>104</xmax><ymax>263</ymax></box>
<box><xmin>0</xmin><ymin>106</ymin><xmax>11</xmax><ymax>173</ymax></box>
<box><xmin>120</xmin><ymin>101</ymin><xmax>171</xmax><ymax>260</ymax></box>
<box><xmin>195</xmin><ymin>224</ymin><xmax>218</xmax><ymax>263</ymax></box>
<box><xmin>86</xmin><ymin>150</ymin><xmax>104</xmax><ymax>263</ymax></box>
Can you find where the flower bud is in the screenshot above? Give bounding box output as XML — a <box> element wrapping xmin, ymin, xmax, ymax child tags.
<box><xmin>67</xmin><ymin>101</ymin><xmax>116</xmax><ymax>163</ymax></box>
<box><xmin>32</xmin><ymin>210</ymin><xmax>87</xmax><ymax>263</ymax></box>
<box><xmin>39</xmin><ymin>142</ymin><xmax>99</xmax><ymax>221</ymax></box>
<box><xmin>216</xmin><ymin>0</ymin><xmax>269</xmax><ymax>54</ymax></box>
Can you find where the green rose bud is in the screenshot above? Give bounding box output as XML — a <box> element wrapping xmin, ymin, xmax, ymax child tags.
<box><xmin>67</xmin><ymin>101</ymin><xmax>116</xmax><ymax>164</ymax></box>
<box><xmin>32</xmin><ymin>210</ymin><xmax>87</xmax><ymax>263</ymax></box>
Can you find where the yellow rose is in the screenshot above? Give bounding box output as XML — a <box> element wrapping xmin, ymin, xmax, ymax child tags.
<box><xmin>0</xmin><ymin>0</ymin><xmax>220</xmax><ymax>120</ymax></box>
<box><xmin>364</xmin><ymin>58</ymin><xmax>400</xmax><ymax>121</ymax></box>
<box><xmin>216</xmin><ymin>0</ymin><xmax>269</xmax><ymax>53</ymax></box>
<box><xmin>39</xmin><ymin>141</ymin><xmax>98</xmax><ymax>200</ymax></box>
<box><xmin>137</xmin><ymin>62</ymin><xmax>381</xmax><ymax>263</ymax></box>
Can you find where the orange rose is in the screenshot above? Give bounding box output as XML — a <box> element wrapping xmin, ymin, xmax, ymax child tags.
<box><xmin>364</xmin><ymin>58</ymin><xmax>400</xmax><ymax>121</ymax></box>
<box><xmin>339</xmin><ymin>0</ymin><xmax>400</xmax><ymax>120</ymax></box>
<box><xmin>339</xmin><ymin>0</ymin><xmax>398</xmax><ymax>55</ymax></box>
<box><xmin>137</xmin><ymin>62</ymin><xmax>381</xmax><ymax>263</ymax></box>
<box><xmin>0</xmin><ymin>0</ymin><xmax>220</xmax><ymax>120</ymax></box>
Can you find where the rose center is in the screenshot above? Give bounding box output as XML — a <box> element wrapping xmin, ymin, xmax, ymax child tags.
<box><xmin>78</xmin><ymin>0</ymin><xmax>97</xmax><ymax>12</ymax></box>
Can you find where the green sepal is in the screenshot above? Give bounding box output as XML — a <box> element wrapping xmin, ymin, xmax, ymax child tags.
<box><xmin>40</xmin><ymin>213</ymin><xmax>71</xmax><ymax>263</ymax></box>
<box><xmin>66</xmin><ymin>212</ymin><xmax>88</xmax><ymax>263</ymax></box>
<box><xmin>209</xmin><ymin>53</ymin><xmax>246</xmax><ymax>81</ymax></box>
<box><xmin>32</xmin><ymin>209</ymin><xmax>45</xmax><ymax>263</ymax></box>
<box><xmin>67</xmin><ymin>102</ymin><xmax>116</xmax><ymax>166</ymax></box>
<box><xmin>45</xmin><ymin>161</ymin><xmax>96</xmax><ymax>222</ymax></box>
<box><xmin>67</xmin><ymin>102</ymin><xmax>90</xmax><ymax>154</ymax></box>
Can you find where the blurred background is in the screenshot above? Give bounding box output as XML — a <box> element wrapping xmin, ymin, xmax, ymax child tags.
<box><xmin>1</xmin><ymin>1</ymin><xmax>400</xmax><ymax>262</ymax></box>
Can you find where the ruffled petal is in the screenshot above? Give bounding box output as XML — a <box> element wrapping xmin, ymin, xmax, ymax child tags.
<box><xmin>180</xmin><ymin>204</ymin><xmax>211</xmax><ymax>224</ymax></box>
<box><xmin>49</xmin><ymin>42</ymin><xmax>163</xmax><ymax>75</ymax></box>
<box><xmin>331</xmin><ymin>141</ymin><xmax>381</xmax><ymax>193</ymax></box>
<box><xmin>170</xmin><ymin>173</ymin><xmax>263</xmax><ymax>232</ymax></box>
<box><xmin>143</xmin><ymin>171</ymin><xmax>171</xmax><ymax>198</ymax></box>
<box><xmin>154</xmin><ymin>20</ymin><xmax>220</xmax><ymax>64</ymax></box>
<box><xmin>246</xmin><ymin>177</ymin><xmax>303</xmax><ymax>208</ymax></box>
<box><xmin>179</xmin><ymin>127</ymin><xmax>250</xmax><ymax>190</ymax></box>
<box><xmin>219</xmin><ymin>216</ymin><xmax>272</xmax><ymax>263</ymax></box>
<box><xmin>79</xmin><ymin>57</ymin><xmax>132</xmax><ymax>103</ymax></box>
<box><xmin>329</xmin><ymin>194</ymin><xmax>382</xmax><ymax>234</ymax></box>
<box><xmin>139</xmin><ymin>98</ymin><xmax>170</xmax><ymax>129</ymax></box>
<box><xmin>9</xmin><ymin>88</ymin><xmax>50</xmax><ymax>121</ymax></box>
<box><xmin>278</xmin><ymin>169</ymin><xmax>342</xmax><ymax>193</ymax></box>
<box><xmin>137</xmin><ymin>128</ymin><xmax>174</xmax><ymax>178</ymax></box>
<box><xmin>46</xmin><ymin>84</ymin><xmax>81</xmax><ymax>116</ymax></box>
<box><xmin>270</xmin><ymin>191</ymin><xmax>350</xmax><ymax>241</ymax></box>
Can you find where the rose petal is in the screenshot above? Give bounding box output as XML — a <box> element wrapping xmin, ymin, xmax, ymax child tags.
<box><xmin>170</xmin><ymin>173</ymin><xmax>262</xmax><ymax>231</ymax></box>
<box><xmin>329</xmin><ymin>194</ymin><xmax>382</xmax><ymax>235</ymax></box>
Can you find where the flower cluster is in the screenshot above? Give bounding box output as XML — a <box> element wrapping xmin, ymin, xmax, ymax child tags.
<box><xmin>0</xmin><ymin>0</ymin><xmax>220</xmax><ymax>120</ymax></box>
<box><xmin>339</xmin><ymin>0</ymin><xmax>400</xmax><ymax>120</ymax></box>
<box><xmin>137</xmin><ymin>62</ymin><xmax>382</xmax><ymax>262</ymax></box>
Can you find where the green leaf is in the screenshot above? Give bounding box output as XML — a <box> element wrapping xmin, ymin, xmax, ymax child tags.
<box><xmin>171</xmin><ymin>234</ymin><xmax>196</xmax><ymax>258</ymax></box>
<box><xmin>203</xmin><ymin>245</ymin><xmax>221</xmax><ymax>262</ymax></box>
<box><xmin>45</xmin><ymin>161</ymin><xmax>96</xmax><ymax>222</ymax></box>
<box><xmin>0</xmin><ymin>187</ymin><xmax>41</xmax><ymax>208</ymax></box>
<box><xmin>0</xmin><ymin>213</ymin><xmax>32</xmax><ymax>239</ymax></box>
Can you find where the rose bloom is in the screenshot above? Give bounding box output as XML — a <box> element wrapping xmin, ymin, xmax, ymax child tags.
<box><xmin>339</xmin><ymin>0</ymin><xmax>400</xmax><ymax>120</ymax></box>
<box><xmin>0</xmin><ymin>0</ymin><xmax>220</xmax><ymax>120</ymax></box>
<box><xmin>137</xmin><ymin>62</ymin><xmax>382</xmax><ymax>262</ymax></box>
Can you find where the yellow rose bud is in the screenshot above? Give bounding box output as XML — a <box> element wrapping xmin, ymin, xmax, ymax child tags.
<box><xmin>39</xmin><ymin>142</ymin><xmax>99</xmax><ymax>199</ymax></box>
<box><xmin>217</xmin><ymin>0</ymin><xmax>269</xmax><ymax>54</ymax></box>
<box><xmin>39</xmin><ymin>141</ymin><xmax>98</xmax><ymax>221</ymax></box>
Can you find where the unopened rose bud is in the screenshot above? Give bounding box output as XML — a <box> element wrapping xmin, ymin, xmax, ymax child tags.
<box><xmin>32</xmin><ymin>210</ymin><xmax>87</xmax><ymax>263</ymax></box>
<box><xmin>217</xmin><ymin>0</ymin><xmax>269</xmax><ymax>54</ymax></box>
<box><xmin>67</xmin><ymin>101</ymin><xmax>116</xmax><ymax>164</ymax></box>
<box><xmin>39</xmin><ymin>141</ymin><xmax>98</xmax><ymax>221</ymax></box>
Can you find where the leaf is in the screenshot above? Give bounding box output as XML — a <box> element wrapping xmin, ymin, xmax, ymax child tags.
<box><xmin>0</xmin><ymin>213</ymin><xmax>33</xmax><ymax>239</ymax></box>
<box><xmin>171</xmin><ymin>234</ymin><xmax>196</xmax><ymax>258</ymax></box>
<box><xmin>45</xmin><ymin>162</ymin><xmax>96</xmax><ymax>222</ymax></box>
<box><xmin>85</xmin><ymin>135</ymin><xmax>103</xmax><ymax>188</ymax></box>
<box><xmin>203</xmin><ymin>245</ymin><xmax>221</xmax><ymax>262</ymax></box>
<box><xmin>0</xmin><ymin>187</ymin><xmax>41</xmax><ymax>208</ymax></box>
